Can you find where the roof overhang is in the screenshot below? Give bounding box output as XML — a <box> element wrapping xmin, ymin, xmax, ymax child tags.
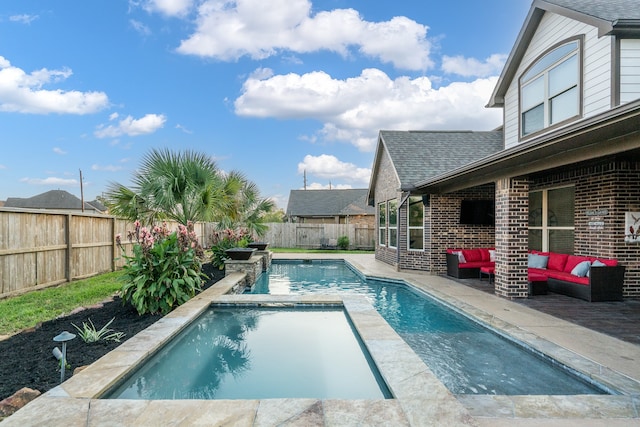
<box><xmin>411</xmin><ymin>100</ymin><xmax>640</xmax><ymax>194</ymax></box>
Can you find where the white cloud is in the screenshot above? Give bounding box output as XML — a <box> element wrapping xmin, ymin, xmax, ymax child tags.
<box><xmin>53</xmin><ymin>147</ymin><xmax>67</xmax><ymax>155</ymax></box>
<box><xmin>130</xmin><ymin>19</ymin><xmax>152</xmax><ymax>36</ymax></box>
<box><xmin>0</xmin><ymin>164</ymin><xmax>6</xmax><ymax>169</ymax></box>
<box><xmin>176</xmin><ymin>0</ymin><xmax>432</xmax><ymax>70</ymax></box>
<box><xmin>297</xmin><ymin>154</ymin><xmax>370</xmax><ymax>185</ymax></box>
<box><xmin>0</xmin><ymin>56</ymin><xmax>109</xmax><ymax>114</ymax></box>
<box><xmin>236</xmin><ymin>68</ymin><xmax>502</xmax><ymax>151</ymax></box>
<box><xmin>94</xmin><ymin>113</ymin><xmax>167</xmax><ymax>138</ymax></box>
<box><xmin>305</xmin><ymin>182</ymin><xmax>353</xmax><ymax>190</ymax></box>
<box><xmin>10</xmin><ymin>14</ymin><xmax>38</xmax><ymax>24</ymax></box>
<box><xmin>91</xmin><ymin>164</ymin><xmax>123</xmax><ymax>172</ymax></box>
<box><xmin>141</xmin><ymin>0</ymin><xmax>194</xmax><ymax>16</ymax></box>
<box><xmin>441</xmin><ymin>54</ymin><xmax>507</xmax><ymax>78</ymax></box>
<box><xmin>20</xmin><ymin>176</ymin><xmax>78</xmax><ymax>186</ymax></box>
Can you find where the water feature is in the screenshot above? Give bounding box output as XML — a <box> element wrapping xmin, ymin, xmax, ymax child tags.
<box><xmin>246</xmin><ymin>260</ymin><xmax>609</xmax><ymax>396</ymax></box>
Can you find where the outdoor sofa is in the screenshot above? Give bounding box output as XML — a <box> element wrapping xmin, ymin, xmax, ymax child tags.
<box><xmin>446</xmin><ymin>248</ymin><xmax>625</xmax><ymax>302</ymax></box>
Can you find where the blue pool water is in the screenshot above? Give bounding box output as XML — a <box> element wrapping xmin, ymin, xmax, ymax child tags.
<box><xmin>247</xmin><ymin>260</ymin><xmax>608</xmax><ymax>396</ymax></box>
<box><xmin>105</xmin><ymin>306</ymin><xmax>391</xmax><ymax>400</ymax></box>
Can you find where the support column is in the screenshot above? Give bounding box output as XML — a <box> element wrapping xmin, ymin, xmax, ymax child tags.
<box><xmin>494</xmin><ymin>177</ymin><xmax>529</xmax><ymax>298</ymax></box>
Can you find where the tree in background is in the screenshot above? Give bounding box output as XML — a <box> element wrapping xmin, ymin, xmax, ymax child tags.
<box><xmin>104</xmin><ymin>148</ymin><xmax>242</xmax><ymax>226</ymax></box>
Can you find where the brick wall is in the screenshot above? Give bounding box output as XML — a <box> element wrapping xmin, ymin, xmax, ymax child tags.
<box><xmin>531</xmin><ymin>158</ymin><xmax>640</xmax><ymax>297</ymax></box>
<box><xmin>373</xmin><ymin>149</ymin><xmax>401</xmax><ymax>267</ymax></box>
<box><xmin>494</xmin><ymin>178</ymin><xmax>529</xmax><ymax>299</ymax></box>
<box><xmin>428</xmin><ymin>185</ymin><xmax>496</xmax><ymax>273</ymax></box>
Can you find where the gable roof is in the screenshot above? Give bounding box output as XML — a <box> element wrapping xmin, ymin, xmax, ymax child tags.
<box><xmin>488</xmin><ymin>0</ymin><xmax>640</xmax><ymax>108</ymax></box>
<box><xmin>286</xmin><ymin>189</ymin><xmax>375</xmax><ymax>217</ymax></box>
<box><xmin>4</xmin><ymin>190</ymin><xmax>105</xmax><ymax>212</ymax></box>
<box><xmin>367</xmin><ymin>130</ymin><xmax>504</xmax><ymax>203</ymax></box>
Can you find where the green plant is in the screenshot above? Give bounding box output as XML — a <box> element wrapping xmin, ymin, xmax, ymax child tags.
<box><xmin>72</xmin><ymin>317</ymin><xmax>125</xmax><ymax>343</ymax></box>
<box><xmin>337</xmin><ymin>235</ymin><xmax>350</xmax><ymax>250</ymax></box>
<box><xmin>119</xmin><ymin>222</ymin><xmax>204</xmax><ymax>315</ymax></box>
<box><xmin>209</xmin><ymin>228</ymin><xmax>251</xmax><ymax>269</ymax></box>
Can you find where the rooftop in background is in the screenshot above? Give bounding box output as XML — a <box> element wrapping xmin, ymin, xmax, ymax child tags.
<box><xmin>4</xmin><ymin>190</ymin><xmax>106</xmax><ymax>213</ymax></box>
<box><xmin>286</xmin><ymin>188</ymin><xmax>375</xmax><ymax>219</ymax></box>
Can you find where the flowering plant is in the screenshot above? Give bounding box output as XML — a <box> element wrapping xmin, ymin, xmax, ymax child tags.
<box><xmin>209</xmin><ymin>228</ymin><xmax>251</xmax><ymax>269</ymax></box>
<box><xmin>118</xmin><ymin>221</ymin><xmax>205</xmax><ymax>315</ymax></box>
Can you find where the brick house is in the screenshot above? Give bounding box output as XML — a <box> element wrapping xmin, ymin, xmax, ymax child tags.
<box><xmin>286</xmin><ymin>189</ymin><xmax>375</xmax><ymax>226</ymax></box>
<box><xmin>368</xmin><ymin>0</ymin><xmax>640</xmax><ymax>299</ymax></box>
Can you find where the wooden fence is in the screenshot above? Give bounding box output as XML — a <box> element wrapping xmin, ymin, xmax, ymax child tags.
<box><xmin>0</xmin><ymin>208</ymin><xmax>210</xmax><ymax>299</ymax></box>
<box><xmin>261</xmin><ymin>223</ymin><xmax>375</xmax><ymax>250</ymax></box>
<box><xmin>0</xmin><ymin>209</ymin><xmax>374</xmax><ymax>298</ymax></box>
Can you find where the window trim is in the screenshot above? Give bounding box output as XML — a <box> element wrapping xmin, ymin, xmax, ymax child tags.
<box><xmin>518</xmin><ymin>36</ymin><xmax>584</xmax><ymax>141</ymax></box>
<box><xmin>378</xmin><ymin>202</ymin><xmax>386</xmax><ymax>247</ymax></box>
<box><xmin>529</xmin><ymin>185</ymin><xmax>575</xmax><ymax>252</ymax></box>
<box><xmin>388</xmin><ymin>199</ymin><xmax>398</xmax><ymax>249</ymax></box>
<box><xmin>407</xmin><ymin>196</ymin><xmax>424</xmax><ymax>251</ymax></box>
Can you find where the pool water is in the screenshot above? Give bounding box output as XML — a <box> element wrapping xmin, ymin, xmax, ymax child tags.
<box><xmin>247</xmin><ymin>260</ymin><xmax>608</xmax><ymax>396</ymax></box>
<box><xmin>105</xmin><ymin>306</ymin><xmax>391</xmax><ymax>400</ymax></box>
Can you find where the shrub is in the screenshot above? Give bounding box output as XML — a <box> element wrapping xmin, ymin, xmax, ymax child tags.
<box><xmin>209</xmin><ymin>228</ymin><xmax>251</xmax><ymax>269</ymax></box>
<box><xmin>337</xmin><ymin>235</ymin><xmax>349</xmax><ymax>250</ymax></box>
<box><xmin>118</xmin><ymin>221</ymin><xmax>204</xmax><ymax>315</ymax></box>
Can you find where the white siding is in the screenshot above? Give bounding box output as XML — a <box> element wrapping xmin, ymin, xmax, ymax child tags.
<box><xmin>620</xmin><ymin>39</ymin><xmax>640</xmax><ymax>104</ymax></box>
<box><xmin>503</xmin><ymin>12</ymin><xmax>613</xmax><ymax>148</ymax></box>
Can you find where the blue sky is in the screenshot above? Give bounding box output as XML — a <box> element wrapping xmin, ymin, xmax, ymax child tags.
<box><xmin>0</xmin><ymin>0</ymin><xmax>530</xmax><ymax>209</ymax></box>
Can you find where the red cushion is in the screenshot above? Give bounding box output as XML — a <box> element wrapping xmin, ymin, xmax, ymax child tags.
<box><xmin>528</xmin><ymin>267</ymin><xmax>548</xmax><ymax>277</ymax></box>
<box><xmin>547</xmin><ymin>252</ymin><xmax>568</xmax><ymax>272</ymax></box>
<box><xmin>480</xmin><ymin>266</ymin><xmax>495</xmax><ymax>274</ymax></box>
<box><xmin>528</xmin><ymin>272</ymin><xmax>547</xmax><ymax>282</ymax></box>
<box><xmin>564</xmin><ymin>255</ymin><xmax>592</xmax><ymax>273</ymax></box>
<box><xmin>462</xmin><ymin>249</ymin><xmax>482</xmax><ymax>262</ymax></box>
<box><xmin>546</xmin><ymin>270</ymin><xmax>590</xmax><ymax>285</ymax></box>
<box><xmin>479</xmin><ymin>248</ymin><xmax>491</xmax><ymax>262</ymax></box>
<box><xmin>458</xmin><ymin>261</ymin><xmax>491</xmax><ymax>269</ymax></box>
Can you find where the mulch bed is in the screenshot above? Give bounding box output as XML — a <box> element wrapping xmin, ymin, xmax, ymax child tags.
<box><xmin>0</xmin><ymin>265</ymin><xmax>225</xmax><ymax>401</ymax></box>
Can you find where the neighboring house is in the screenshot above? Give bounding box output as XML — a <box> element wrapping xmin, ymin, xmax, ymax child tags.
<box><xmin>369</xmin><ymin>0</ymin><xmax>640</xmax><ymax>298</ymax></box>
<box><xmin>4</xmin><ymin>190</ymin><xmax>107</xmax><ymax>214</ymax></box>
<box><xmin>286</xmin><ymin>189</ymin><xmax>375</xmax><ymax>226</ymax></box>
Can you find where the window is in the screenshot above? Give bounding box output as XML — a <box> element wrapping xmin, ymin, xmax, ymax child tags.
<box><xmin>528</xmin><ymin>186</ymin><xmax>574</xmax><ymax>253</ymax></box>
<box><xmin>378</xmin><ymin>202</ymin><xmax>386</xmax><ymax>246</ymax></box>
<box><xmin>388</xmin><ymin>199</ymin><xmax>398</xmax><ymax>248</ymax></box>
<box><xmin>520</xmin><ymin>40</ymin><xmax>580</xmax><ymax>137</ymax></box>
<box><xmin>407</xmin><ymin>196</ymin><xmax>424</xmax><ymax>250</ymax></box>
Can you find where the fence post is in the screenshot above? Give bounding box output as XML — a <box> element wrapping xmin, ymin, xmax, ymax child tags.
<box><xmin>65</xmin><ymin>214</ymin><xmax>72</xmax><ymax>282</ymax></box>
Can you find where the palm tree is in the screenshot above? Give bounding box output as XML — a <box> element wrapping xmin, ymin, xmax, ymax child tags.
<box><xmin>216</xmin><ymin>171</ymin><xmax>275</xmax><ymax>238</ymax></box>
<box><xmin>103</xmin><ymin>148</ymin><xmax>274</xmax><ymax>232</ymax></box>
<box><xmin>104</xmin><ymin>149</ymin><xmax>234</xmax><ymax>226</ymax></box>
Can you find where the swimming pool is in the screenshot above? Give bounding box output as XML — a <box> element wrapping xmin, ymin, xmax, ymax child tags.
<box><xmin>104</xmin><ymin>305</ymin><xmax>391</xmax><ymax>400</ymax></box>
<box><xmin>247</xmin><ymin>260</ymin><xmax>609</xmax><ymax>396</ymax></box>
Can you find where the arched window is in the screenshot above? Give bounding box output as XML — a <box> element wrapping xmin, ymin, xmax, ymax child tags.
<box><xmin>520</xmin><ymin>39</ymin><xmax>581</xmax><ymax>138</ymax></box>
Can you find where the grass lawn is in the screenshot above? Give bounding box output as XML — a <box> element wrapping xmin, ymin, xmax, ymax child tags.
<box><xmin>0</xmin><ymin>271</ymin><xmax>124</xmax><ymax>336</ymax></box>
<box><xmin>270</xmin><ymin>248</ymin><xmax>373</xmax><ymax>254</ymax></box>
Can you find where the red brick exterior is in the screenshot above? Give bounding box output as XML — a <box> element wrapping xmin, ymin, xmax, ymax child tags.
<box><xmin>494</xmin><ymin>178</ymin><xmax>529</xmax><ymax>298</ymax></box>
<box><xmin>530</xmin><ymin>158</ymin><xmax>640</xmax><ymax>297</ymax></box>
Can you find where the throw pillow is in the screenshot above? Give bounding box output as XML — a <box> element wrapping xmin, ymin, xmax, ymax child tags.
<box><xmin>489</xmin><ymin>249</ymin><xmax>496</xmax><ymax>262</ymax></box>
<box><xmin>451</xmin><ymin>251</ymin><xmax>466</xmax><ymax>263</ymax></box>
<box><xmin>571</xmin><ymin>260</ymin><xmax>590</xmax><ymax>277</ymax></box>
<box><xmin>528</xmin><ymin>253</ymin><xmax>549</xmax><ymax>269</ymax></box>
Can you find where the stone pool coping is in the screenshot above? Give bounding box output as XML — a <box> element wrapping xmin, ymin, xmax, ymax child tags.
<box><xmin>5</xmin><ymin>255</ymin><xmax>640</xmax><ymax>426</ymax></box>
<box><xmin>2</xmin><ymin>272</ymin><xmax>474</xmax><ymax>426</ymax></box>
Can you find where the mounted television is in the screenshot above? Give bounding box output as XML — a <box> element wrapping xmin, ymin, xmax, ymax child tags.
<box><xmin>459</xmin><ymin>200</ymin><xmax>495</xmax><ymax>226</ymax></box>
